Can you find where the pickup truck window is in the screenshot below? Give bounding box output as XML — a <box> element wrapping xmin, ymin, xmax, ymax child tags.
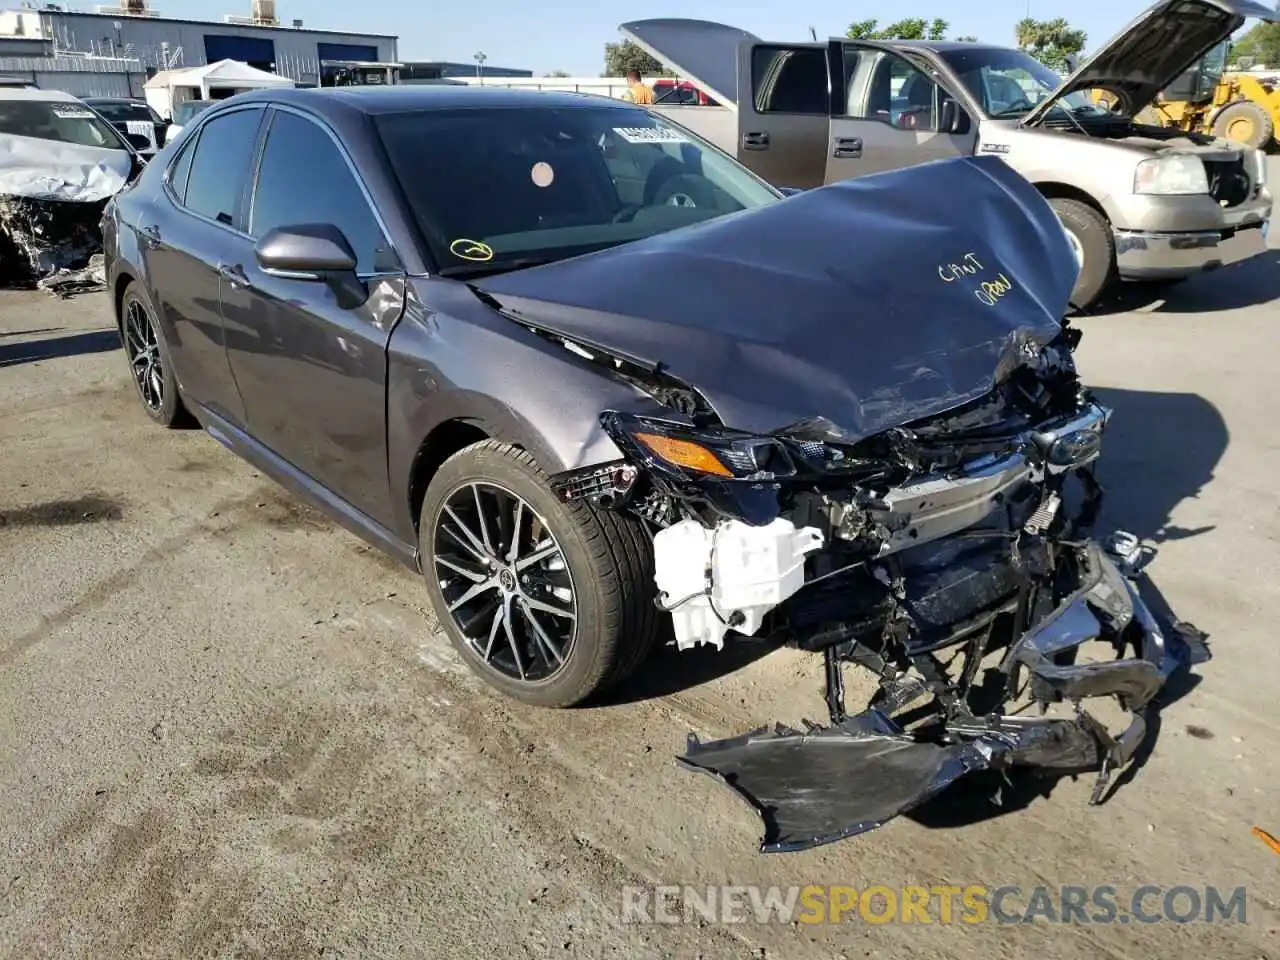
<box><xmin>750</xmin><ymin>46</ymin><xmax>829</xmax><ymax>115</ymax></box>
<box><xmin>937</xmin><ymin>47</ymin><xmax>1109</xmax><ymax>120</ymax></box>
<box><xmin>842</xmin><ymin>49</ymin><xmax>940</xmax><ymax>131</ymax></box>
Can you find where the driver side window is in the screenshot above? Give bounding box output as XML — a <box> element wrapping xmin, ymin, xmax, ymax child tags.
<box><xmin>843</xmin><ymin>49</ymin><xmax>940</xmax><ymax>132</ymax></box>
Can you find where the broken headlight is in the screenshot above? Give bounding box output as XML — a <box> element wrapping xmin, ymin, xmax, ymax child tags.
<box><xmin>603</xmin><ymin>413</ymin><xmax>797</xmax><ymax>480</ymax></box>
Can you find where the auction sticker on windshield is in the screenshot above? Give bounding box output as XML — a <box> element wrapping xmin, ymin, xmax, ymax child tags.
<box><xmin>52</xmin><ymin>107</ymin><xmax>96</xmax><ymax>119</ymax></box>
<box><xmin>613</xmin><ymin>127</ymin><xmax>688</xmax><ymax>144</ymax></box>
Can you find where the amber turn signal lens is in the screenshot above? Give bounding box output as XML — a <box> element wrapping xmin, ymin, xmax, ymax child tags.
<box><xmin>633</xmin><ymin>432</ymin><xmax>733</xmax><ymax>477</ymax></box>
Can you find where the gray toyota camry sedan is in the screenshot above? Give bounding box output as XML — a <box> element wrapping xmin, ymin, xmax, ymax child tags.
<box><xmin>102</xmin><ymin>85</ymin><xmax>1202</xmax><ymax>852</ymax></box>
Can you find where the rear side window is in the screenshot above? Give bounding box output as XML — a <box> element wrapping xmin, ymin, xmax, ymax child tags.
<box><xmin>166</xmin><ymin>132</ymin><xmax>198</xmax><ymax>204</ymax></box>
<box><xmin>248</xmin><ymin>110</ymin><xmax>395</xmax><ymax>274</ymax></box>
<box><xmin>182</xmin><ymin>108</ymin><xmax>263</xmax><ymax>227</ymax></box>
<box><xmin>750</xmin><ymin>46</ymin><xmax>829</xmax><ymax>115</ymax></box>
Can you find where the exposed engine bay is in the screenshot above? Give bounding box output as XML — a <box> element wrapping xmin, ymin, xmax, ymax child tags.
<box><xmin>549</xmin><ymin>323</ymin><xmax>1205</xmax><ymax>853</ymax></box>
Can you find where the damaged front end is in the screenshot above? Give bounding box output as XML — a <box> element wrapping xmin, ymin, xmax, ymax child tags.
<box><xmin>550</xmin><ymin>327</ymin><xmax>1205</xmax><ymax>853</ymax></box>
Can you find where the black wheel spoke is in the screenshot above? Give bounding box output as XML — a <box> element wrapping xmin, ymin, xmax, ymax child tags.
<box><xmin>431</xmin><ymin>480</ymin><xmax>576</xmax><ymax>684</ymax></box>
<box><xmin>520</xmin><ymin>600</ymin><xmax>564</xmax><ymax>667</ymax></box>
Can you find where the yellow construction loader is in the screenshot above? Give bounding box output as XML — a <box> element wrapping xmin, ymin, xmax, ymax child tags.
<box><xmin>1095</xmin><ymin>39</ymin><xmax>1279</xmax><ymax>149</ymax></box>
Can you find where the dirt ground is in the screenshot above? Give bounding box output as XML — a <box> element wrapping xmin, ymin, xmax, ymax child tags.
<box><xmin>2</xmin><ymin>210</ymin><xmax>1279</xmax><ymax>959</ymax></box>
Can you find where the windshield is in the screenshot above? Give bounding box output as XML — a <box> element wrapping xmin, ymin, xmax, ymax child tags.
<box><xmin>938</xmin><ymin>47</ymin><xmax>1110</xmax><ymax>120</ymax></box>
<box><xmin>173</xmin><ymin>100</ymin><xmax>214</xmax><ymax>125</ymax></box>
<box><xmin>0</xmin><ymin>98</ymin><xmax>128</xmax><ymax>148</ymax></box>
<box><xmin>375</xmin><ymin>104</ymin><xmax>781</xmax><ymax>275</ymax></box>
<box><xmin>87</xmin><ymin>100</ymin><xmax>160</xmax><ymax>124</ymax></box>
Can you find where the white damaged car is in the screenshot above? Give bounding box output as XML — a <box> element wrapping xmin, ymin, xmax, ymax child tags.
<box><xmin>0</xmin><ymin>87</ymin><xmax>146</xmax><ymax>285</ymax></box>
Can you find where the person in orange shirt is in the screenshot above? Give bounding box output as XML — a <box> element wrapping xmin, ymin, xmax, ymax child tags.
<box><xmin>624</xmin><ymin>70</ymin><xmax>655</xmax><ymax>105</ymax></box>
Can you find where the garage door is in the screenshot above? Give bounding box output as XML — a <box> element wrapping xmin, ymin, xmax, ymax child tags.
<box><xmin>317</xmin><ymin>42</ymin><xmax>378</xmax><ymax>62</ymax></box>
<box><xmin>203</xmin><ymin>35</ymin><xmax>276</xmax><ymax>71</ymax></box>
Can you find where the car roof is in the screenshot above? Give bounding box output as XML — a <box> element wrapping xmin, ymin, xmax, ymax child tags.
<box><xmin>83</xmin><ymin>96</ymin><xmax>145</xmax><ymax>103</ymax></box>
<box><xmin>0</xmin><ymin>87</ymin><xmax>81</xmax><ymax>102</ymax></box>
<box><xmin>232</xmin><ymin>84</ymin><xmax>636</xmax><ymax>117</ymax></box>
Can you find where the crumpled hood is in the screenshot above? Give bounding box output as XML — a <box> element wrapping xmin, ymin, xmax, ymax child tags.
<box><xmin>0</xmin><ymin>133</ymin><xmax>132</xmax><ymax>202</ymax></box>
<box><xmin>1024</xmin><ymin>0</ymin><xmax>1277</xmax><ymax>124</ymax></box>
<box><xmin>477</xmin><ymin>154</ymin><xmax>1077</xmax><ymax>443</ymax></box>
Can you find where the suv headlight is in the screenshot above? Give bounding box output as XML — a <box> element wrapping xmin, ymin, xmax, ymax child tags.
<box><xmin>1134</xmin><ymin>154</ymin><xmax>1208</xmax><ymax>195</ymax></box>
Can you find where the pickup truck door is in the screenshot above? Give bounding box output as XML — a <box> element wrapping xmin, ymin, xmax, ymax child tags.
<box><xmin>734</xmin><ymin>41</ymin><xmax>831</xmax><ymax>189</ymax></box>
<box><xmin>620</xmin><ymin>20</ymin><xmax>829</xmax><ymax>190</ymax></box>
<box><xmin>826</xmin><ymin>40</ymin><xmax>978</xmax><ymax>182</ymax></box>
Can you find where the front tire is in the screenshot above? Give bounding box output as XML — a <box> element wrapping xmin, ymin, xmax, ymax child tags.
<box><xmin>419</xmin><ymin>440</ymin><xmax>657</xmax><ymax>707</ymax></box>
<box><xmin>120</xmin><ymin>280</ymin><xmax>192</xmax><ymax>427</ymax></box>
<box><xmin>1050</xmin><ymin>197</ymin><xmax>1116</xmax><ymax>312</ymax></box>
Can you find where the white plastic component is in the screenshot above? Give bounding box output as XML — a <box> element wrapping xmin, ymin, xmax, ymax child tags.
<box><xmin>652</xmin><ymin>518</ymin><xmax>825</xmax><ymax>650</ymax></box>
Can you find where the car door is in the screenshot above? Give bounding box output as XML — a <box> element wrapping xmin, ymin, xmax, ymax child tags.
<box><xmin>138</xmin><ymin>105</ymin><xmax>266</xmax><ymax>426</ymax></box>
<box><xmin>218</xmin><ymin>105</ymin><xmax>406</xmax><ymax>527</ymax></box>
<box><xmin>826</xmin><ymin>42</ymin><xmax>978</xmax><ymax>181</ymax></box>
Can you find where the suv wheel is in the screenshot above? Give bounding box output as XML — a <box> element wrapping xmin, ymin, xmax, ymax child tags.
<box><xmin>120</xmin><ymin>281</ymin><xmax>192</xmax><ymax>427</ymax></box>
<box><xmin>419</xmin><ymin>439</ymin><xmax>658</xmax><ymax>707</ymax></box>
<box><xmin>1049</xmin><ymin>198</ymin><xmax>1116</xmax><ymax>312</ymax></box>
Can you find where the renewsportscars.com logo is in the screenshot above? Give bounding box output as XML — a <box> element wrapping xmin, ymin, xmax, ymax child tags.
<box><xmin>621</xmin><ymin>884</ymin><xmax>1250</xmax><ymax>926</ymax></box>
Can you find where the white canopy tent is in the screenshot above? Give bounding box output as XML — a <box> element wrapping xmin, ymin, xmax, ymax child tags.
<box><xmin>144</xmin><ymin>60</ymin><xmax>295</xmax><ymax>120</ymax></box>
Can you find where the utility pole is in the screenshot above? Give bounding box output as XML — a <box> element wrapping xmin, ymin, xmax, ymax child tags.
<box><xmin>474</xmin><ymin>50</ymin><xmax>487</xmax><ymax>81</ymax></box>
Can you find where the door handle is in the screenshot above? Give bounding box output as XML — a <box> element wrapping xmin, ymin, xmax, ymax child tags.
<box><xmin>139</xmin><ymin>223</ymin><xmax>161</xmax><ymax>249</ymax></box>
<box><xmin>832</xmin><ymin>136</ymin><xmax>863</xmax><ymax>159</ymax></box>
<box><xmin>742</xmin><ymin>131</ymin><xmax>770</xmax><ymax>150</ymax></box>
<box><xmin>216</xmin><ymin>262</ymin><xmax>248</xmax><ymax>288</ymax></box>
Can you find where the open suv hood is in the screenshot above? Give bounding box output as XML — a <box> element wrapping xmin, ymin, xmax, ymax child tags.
<box><xmin>1023</xmin><ymin>0</ymin><xmax>1278</xmax><ymax>124</ymax></box>
<box><xmin>619</xmin><ymin>19</ymin><xmax>761</xmax><ymax>109</ymax></box>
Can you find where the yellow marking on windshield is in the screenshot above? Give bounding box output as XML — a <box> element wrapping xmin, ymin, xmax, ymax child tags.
<box><xmin>449</xmin><ymin>238</ymin><xmax>494</xmax><ymax>262</ymax></box>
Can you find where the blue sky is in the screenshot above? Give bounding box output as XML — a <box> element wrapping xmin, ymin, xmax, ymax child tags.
<box><xmin>173</xmin><ymin>0</ymin><xmax>1241</xmax><ymax>75</ymax></box>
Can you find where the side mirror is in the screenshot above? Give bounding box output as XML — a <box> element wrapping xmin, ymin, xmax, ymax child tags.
<box><xmin>254</xmin><ymin>223</ymin><xmax>367</xmax><ymax>309</ymax></box>
<box><xmin>939</xmin><ymin>99</ymin><xmax>972</xmax><ymax>136</ymax></box>
<box><xmin>124</xmin><ymin>132</ymin><xmax>151</xmax><ymax>151</ymax></box>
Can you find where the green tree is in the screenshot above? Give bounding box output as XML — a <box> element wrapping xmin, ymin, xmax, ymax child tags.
<box><xmin>604</xmin><ymin>40</ymin><xmax>670</xmax><ymax>77</ymax></box>
<box><xmin>1229</xmin><ymin>21</ymin><xmax>1280</xmax><ymax>67</ymax></box>
<box><xmin>847</xmin><ymin>17</ymin><xmax>949</xmax><ymax>40</ymax></box>
<box><xmin>1015</xmin><ymin>17</ymin><xmax>1087</xmax><ymax>73</ymax></box>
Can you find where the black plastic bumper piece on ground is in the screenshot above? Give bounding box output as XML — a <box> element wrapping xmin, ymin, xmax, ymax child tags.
<box><xmin>678</xmin><ymin>543</ymin><xmax>1206</xmax><ymax>853</ymax></box>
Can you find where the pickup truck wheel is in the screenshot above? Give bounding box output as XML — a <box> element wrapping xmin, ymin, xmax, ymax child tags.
<box><xmin>1049</xmin><ymin>198</ymin><xmax>1115</xmax><ymax>311</ymax></box>
<box><xmin>419</xmin><ymin>439</ymin><xmax>658</xmax><ymax>707</ymax></box>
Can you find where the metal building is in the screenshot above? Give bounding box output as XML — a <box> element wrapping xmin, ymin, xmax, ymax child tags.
<box><xmin>0</xmin><ymin>0</ymin><xmax>397</xmax><ymax>93</ymax></box>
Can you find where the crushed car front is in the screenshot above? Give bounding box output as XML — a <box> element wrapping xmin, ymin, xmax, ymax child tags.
<box><xmin>383</xmin><ymin>98</ymin><xmax>1202</xmax><ymax>852</ymax></box>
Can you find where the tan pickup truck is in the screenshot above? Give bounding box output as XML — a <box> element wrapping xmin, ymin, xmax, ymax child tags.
<box><xmin>624</xmin><ymin>0</ymin><xmax>1274</xmax><ymax>310</ymax></box>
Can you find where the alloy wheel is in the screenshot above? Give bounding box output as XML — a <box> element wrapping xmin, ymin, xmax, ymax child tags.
<box><xmin>431</xmin><ymin>481</ymin><xmax>577</xmax><ymax>683</ymax></box>
<box><xmin>123</xmin><ymin>297</ymin><xmax>163</xmax><ymax>411</ymax></box>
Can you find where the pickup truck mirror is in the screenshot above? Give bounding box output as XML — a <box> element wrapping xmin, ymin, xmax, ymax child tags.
<box><xmin>939</xmin><ymin>99</ymin><xmax>972</xmax><ymax>136</ymax></box>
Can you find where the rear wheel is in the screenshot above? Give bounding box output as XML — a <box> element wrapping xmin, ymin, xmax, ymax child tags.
<box><xmin>1212</xmin><ymin>100</ymin><xmax>1275</xmax><ymax>151</ymax></box>
<box><xmin>419</xmin><ymin>440</ymin><xmax>658</xmax><ymax>707</ymax></box>
<box><xmin>1049</xmin><ymin>198</ymin><xmax>1116</xmax><ymax>312</ymax></box>
<box><xmin>120</xmin><ymin>281</ymin><xmax>192</xmax><ymax>427</ymax></box>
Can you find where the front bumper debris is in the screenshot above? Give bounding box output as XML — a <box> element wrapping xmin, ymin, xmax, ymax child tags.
<box><xmin>0</xmin><ymin>196</ymin><xmax>107</xmax><ymax>288</ymax></box>
<box><xmin>678</xmin><ymin>539</ymin><xmax>1206</xmax><ymax>853</ymax></box>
